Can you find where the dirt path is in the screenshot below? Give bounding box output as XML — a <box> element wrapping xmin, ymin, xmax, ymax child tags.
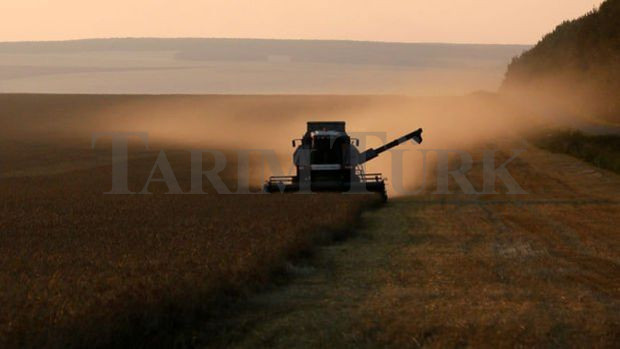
<box><xmin>190</xmin><ymin>145</ymin><xmax>620</xmax><ymax>348</ymax></box>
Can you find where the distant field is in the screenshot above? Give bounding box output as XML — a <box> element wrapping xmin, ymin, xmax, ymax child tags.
<box><xmin>0</xmin><ymin>38</ymin><xmax>529</xmax><ymax>94</ymax></box>
<box><xmin>0</xmin><ymin>93</ymin><xmax>524</xmax><ymax>191</ymax></box>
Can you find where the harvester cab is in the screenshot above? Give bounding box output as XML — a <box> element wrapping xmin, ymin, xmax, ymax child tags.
<box><xmin>264</xmin><ymin>121</ymin><xmax>423</xmax><ymax>200</ymax></box>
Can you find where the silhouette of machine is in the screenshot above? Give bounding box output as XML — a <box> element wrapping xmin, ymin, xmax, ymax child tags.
<box><xmin>264</xmin><ymin>121</ymin><xmax>423</xmax><ymax>200</ymax></box>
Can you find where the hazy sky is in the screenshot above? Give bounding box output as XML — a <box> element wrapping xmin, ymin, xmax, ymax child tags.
<box><xmin>0</xmin><ymin>0</ymin><xmax>604</xmax><ymax>44</ymax></box>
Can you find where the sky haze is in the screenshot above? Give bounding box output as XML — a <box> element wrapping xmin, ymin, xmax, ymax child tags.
<box><xmin>0</xmin><ymin>0</ymin><xmax>604</xmax><ymax>44</ymax></box>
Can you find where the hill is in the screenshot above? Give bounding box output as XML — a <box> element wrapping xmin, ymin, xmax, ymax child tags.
<box><xmin>502</xmin><ymin>0</ymin><xmax>620</xmax><ymax>122</ymax></box>
<box><xmin>0</xmin><ymin>38</ymin><xmax>528</xmax><ymax>94</ymax></box>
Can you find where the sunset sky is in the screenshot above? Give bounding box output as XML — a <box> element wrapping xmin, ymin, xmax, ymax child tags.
<box><xmin>0</xmin><ymin>0</ymin><xmax>604</xmax><ymax>44</ymax></box>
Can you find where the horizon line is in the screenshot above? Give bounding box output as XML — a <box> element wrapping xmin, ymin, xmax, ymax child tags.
<box><xmin>0</xmin><ymin>36</ymin><xmax>534</xmax><ymax>47</ymax></box>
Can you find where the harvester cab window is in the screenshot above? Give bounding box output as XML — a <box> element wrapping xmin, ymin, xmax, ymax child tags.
<box><xmin>311</xmin><ymin>135</ymin><xmax>345</xmax><ymax>164</ymax></box>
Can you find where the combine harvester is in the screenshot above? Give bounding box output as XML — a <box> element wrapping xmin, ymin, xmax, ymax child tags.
<box><xmin>264</xmin><ymin>121</ymin><xmax>423</xmax><ymax>201</ymax></box>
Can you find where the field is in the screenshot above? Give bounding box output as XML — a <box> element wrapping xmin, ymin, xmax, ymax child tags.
<box><xmin>0</xmin><ymin>141</ymin><xmax>380</xmax><ymax>347</ymax></box>
<box><xmin>0</xmin><ymin>94</ymin><xmax>389</xmax><ymax>347</ymax></box>
<box><xmin>1</xmin><ymin>94</ymin><xmax>619</xmax><ymax>347</ymax></box>
<box><xmin>189</xmin><ymin>146</ymin><xmax>620</xmax><ymax>348</ymax></box>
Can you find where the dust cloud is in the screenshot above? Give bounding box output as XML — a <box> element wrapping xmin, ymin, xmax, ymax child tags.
<box><xmin>1</xmin><ymin>74</ymin><xmax>587</xmax><ymax>194</ymax></box>
<box><xmin>73</xmin><ymin>92</ymin><xmax>540</xmax><ymax>195</ymax></box>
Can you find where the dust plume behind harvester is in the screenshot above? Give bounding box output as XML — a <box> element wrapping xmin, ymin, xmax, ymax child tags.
<box><xmin>264</xmin><ymin>121</ymin><xmax>423</xmax><ymax>201</ymax></box>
